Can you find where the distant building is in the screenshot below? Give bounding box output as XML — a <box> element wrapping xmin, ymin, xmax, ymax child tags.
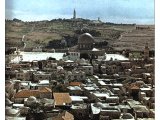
<box><xmin>73</xmin><ymin>9</ymin><xmax>76</xmax><ymax>19</ymax></box>
<box><xmin>77</xmin><ymin>33</ymin><xmax>105</xmax><ymax>58</ymax></box>
<box><xmin>63</xmin><ymin>51</ymin><xmax>80</xmax><ymax>61</ymax></box>
<box><xmin>78</xmin><ymin>33</ymin><xmax>94</xmax><ymax>50</ymax></box>
<box><xmin>32</xmin><ymin>46</ymin><xmax>42</xmax><ymax>52</ymax></box>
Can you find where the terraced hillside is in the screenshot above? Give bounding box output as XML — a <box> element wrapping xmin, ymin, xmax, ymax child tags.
<box><xmin>112</xmin><ymin>25</ymin><xmax>154</xmax><ymax>51</ymax></box>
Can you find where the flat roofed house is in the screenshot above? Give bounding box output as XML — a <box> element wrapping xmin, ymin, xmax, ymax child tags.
<box><xmin>63</xmin><ymin>52</ymin><xmax>80</xmax><ymax>61</ymax></box>
<box><xmin>53</xmin><ymin>93</ymin><xmax>72</xmax><ymax>107</ymax></box>
<box><xmin>67</xmin><ymin>86</ymin><xmax>83</xmax><ymax>96</ymax></box>
<box><xmin>100</xmin><ymin>107</ymin><xmax>121</xmax><ymax>119</ymax></box>
<box><xmin>71</xmin><ymin>104</ymin><xmax>89</xmax><ymax>120</ymax></box>
<box><xmin>81</xmin><ymin>65</ymin><xmax>93</xmax><ymax>75</ymax></box>
<box><xmin>33</xmin><ymin>71</ymin><xmax>51</xmax><ymax>82</ymax></box>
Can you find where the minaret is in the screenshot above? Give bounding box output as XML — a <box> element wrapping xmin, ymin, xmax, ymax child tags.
<box><xmin>98</xmin><ymin>17</ymin><xmax>100</xmax><ymax>22</ymax></box>
<box><xmin>73</xmin><ymin>9</ymin><xmax>76</xmax><ymax>19</ymax></box>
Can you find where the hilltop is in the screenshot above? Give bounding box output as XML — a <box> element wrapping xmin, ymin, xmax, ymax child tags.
<box><xmin>5</xmin><ymin>18</ymin><xmax>154</xmax><ymax>51</ymax></box>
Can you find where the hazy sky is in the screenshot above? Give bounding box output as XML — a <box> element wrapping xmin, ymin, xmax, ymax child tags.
<box><xmin>5</xmin><ymin>0</ymin><xmax>154</xmax><ymax>24</ymax></box>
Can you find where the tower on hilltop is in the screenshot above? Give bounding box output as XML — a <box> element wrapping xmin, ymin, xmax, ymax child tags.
<box><xmin>144</xmin><ymin>42</ymin><xmax>149</xmax><ymax>60</ymax></box>
<box><xmin>73</xmin><ymin>9</ymin><xmax>76</xmax><ymax>19</ymax></box>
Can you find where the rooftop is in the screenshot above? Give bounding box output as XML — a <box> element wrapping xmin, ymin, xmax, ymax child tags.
<box><xmin>69</xmin><ymin>82</ymin><xmax>82</xmax><ymax>86</ymax></box>
<box><xmin>5</xmin><ymin>117</ymin><xmax>26</xmax><ymax>120</ymax></box>
<box><xmin>53</xmin><ymin>93</ymin><xmax>72</xmax><ymax>106</ymax></box>
<box><xmin>67</xmin><ymin>86</ymin><xmax>82</xmax><ymax>91</ymax></box>
<box><xmin>71</xmin><ymin>104</ymin><xmax>88</xmax><ymax>109</ymax></box>
<box><xmin>14</xmin><ymin>89</ymin><xmax>40</xmax><ymax>98</ymax></box>
<box><xmin>70</xmin><ymin>96</ymin><xmax>88</xmax><ymax>102</ymax></box>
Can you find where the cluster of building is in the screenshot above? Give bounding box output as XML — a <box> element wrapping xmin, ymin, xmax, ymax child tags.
<box><xmin>5</xmin><ymin>33</ymin><xmax>154</xmax><ymax>120</ymax></box>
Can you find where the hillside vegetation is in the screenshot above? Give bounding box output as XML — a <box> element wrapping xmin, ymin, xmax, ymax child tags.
<box><xmin>5</xmin><ymin>19</ymin><xmax>154</xmax><ymax>51</ymax></box>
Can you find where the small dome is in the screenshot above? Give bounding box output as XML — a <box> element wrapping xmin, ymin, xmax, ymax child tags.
<box><xmin>78</xmin><ymin>33</ymin><xmax>94</xmax><ymax>44</ymax></box>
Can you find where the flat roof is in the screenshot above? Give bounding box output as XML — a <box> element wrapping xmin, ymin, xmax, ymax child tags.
<box><xmin>113</xmin><ymin>88</ymin><xmax>120</xmax><ymax>90</ymax></box>
<box><xmin>133</xmin><ymin>105</ymin><xmax>149</xmax><ymax>112</ymax></box>
<box><xmin>70</xmin><ymin>96</ymin><xmax>88</xmax><ymax>101</ymax></box>
<box><xmin>140</xmin><ymin>88</ymin><xmax>152</xmax><ymax>91</ymax></box>
<box><xmin>82</xmin><ymin>65</ymin><xmax>93</xmax><ymax>67</ymax></box>
<box><xmin>67</xmin><ymin>86</ymin><xmax>82</xmax><ymax>91</ymax></box>
<box><xmin>84</xmin><ymin>86</ymin><xmax>97</xmax><ymax>91</ymax></box>
<box><xmin>13</xmin><ymin>104</ymin><xmax>24</xmax><ymax>108</ymax></box>
<box><xmin>5</xmin><ymin>117</ymin><xmax>26</xmax><ymax>120</ymax></box>
<box><xmin>118</xmin><ymin>105</ymin><xmax>131</xmax><ymax>109</ymax></box>
<box><xmin>71</xmin><ymin>104</ymin><xmax>87</xmax><ymax>109</ymax></box>
<box><xmin>98</xmin><ymin>81</ymin><xmax>107</xmax><ymax>86</ymax></box>
<box><xmin>93</xmin><ymin>92</ymin><xmax>109</xmax><ymax>98</ymax></box>
<box><xmin>39</xmin><ymin>80</ymin><xmax>50</xmax><ymax>84</ymax></box>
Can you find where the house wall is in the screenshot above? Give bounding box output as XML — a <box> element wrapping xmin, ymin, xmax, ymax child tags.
<box><xmin>82</xmin><ymin>66</ymin><xmax>93</xmax><ymax>75</ymax></box>
<box><xmin>33</xmin><ymin>73</ymin><xmax>51</xmax><ymax>82</ymax></box>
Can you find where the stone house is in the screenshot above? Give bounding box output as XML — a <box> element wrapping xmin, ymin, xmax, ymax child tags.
<box><xmin>16</xmin><ymin>70</ymin><xmax>31</xmax><ymax>81</ymax></box>
<box><xmin>142</xmin><ymin>97</ymin><xmax>155</xmax><ymax>109</ymax></box>
<box><xmin>70</xmin><ymin>96</ymin><xmax>88</xmax><ymax>104</ymax></box>
<box><xmin>63</xmin><ymin>51</ymin><xmax>80</xmax><ymax>61</ymax></box>
<box><xmin>65</xmin><ymin>70</ymin><xmax>86</xmax><ymax>82</ymax></box>
<box><xmin>90</xmin><ymin>103</ymin><xmax>121</xmax><ymax>120</ymax></box>
<box><xmin>33</xmin><ymin>71</ymin><xmax>51</xmax><ymax>82</ymax></box>
<box><xmin>90</xmin><ymin>91</ymin><xmax>119</xmax><ymax>104</ymax></box>
<box><xmin>126</xmin><ymin>99</ymin><xmax>150</xmax><ymax>118</ymax></box>
<box><xmin>71</xmin><ymin>104</ymin><xmax>89</xmax><ymax>120</ymax></box>
<box><xmin>67</xmin><ymin>86</ymin><xmax>83</xmax><ymax>96</ymax></box>
<box><xmin>81</xmin><ymin>65</ymin><xmax>93</xmax><ymax>75</ymax></box>
<box><xmin>121</xmin><ymin>62</ymin><xmax>132</xmax><ymax>69</ymax></box>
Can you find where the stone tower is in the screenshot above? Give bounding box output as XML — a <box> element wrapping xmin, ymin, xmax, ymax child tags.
<box><xmin>144</xmin><ymin>42</ymin><xmax>149</xmax><ymax>60</ymax></box>
<box><xmin>73</xmin><ymin>9</ymin><xmax>76</xmax><ymax>19</ymax></box>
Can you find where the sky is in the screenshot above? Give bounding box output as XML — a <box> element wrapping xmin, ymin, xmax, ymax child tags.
<box><xmin>5</xmin><ymin>0</ymin><xmax>154</xmax><ymax>24</ymax></box>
